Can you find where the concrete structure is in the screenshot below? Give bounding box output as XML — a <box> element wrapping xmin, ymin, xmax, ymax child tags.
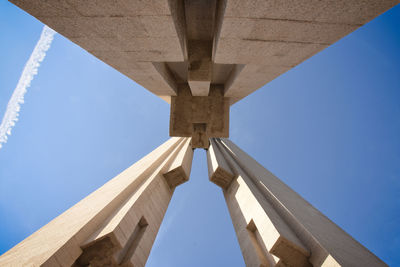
<box><xmin>9</xmin><ymin>0</ymin><xmax>399</xmax><ymax>147</ymax></box>
<box><xmin>0</xmin><ymin>137</ymin><xmax>193</xmax><ymax>267</ymax></box>
<box><xmin>207</xmin><ymin>138</ymin><xmax>387</xmax><ymax>267</ymax></box>
<box><xmin>2</xmin><ymin>0</ymin><xmax>399</xmax><ymax>266</ymax></box>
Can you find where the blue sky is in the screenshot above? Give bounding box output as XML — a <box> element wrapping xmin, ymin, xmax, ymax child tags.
<box><xmin>1</xmin><ymin>2</ymin><xmax>399</xmax><ymax>266</ymax></box>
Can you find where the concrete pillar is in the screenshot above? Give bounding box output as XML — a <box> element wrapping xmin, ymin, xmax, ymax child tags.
<box><xmin>207</xmin><ymin>138</ymin><xmax>387</xmax><ymax>267</ymax></box>
<box><xmin>0</xmin><ymin>137</ymin><xmax>194</xmax><ymax>267</ymax></box>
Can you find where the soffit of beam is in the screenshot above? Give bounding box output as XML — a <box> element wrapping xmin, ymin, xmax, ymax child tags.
<box><xmin>185</xmin><ymin>0</ymin><xmax>216</xmax><ymax>41</ymax></box>
<box><xmin>216</xmin><ymin>0</ymin><xmax>399</xmax><ymax>103</ymax></box>
<box><xmin>10</xmin><ymin>0</ymin><xmax>185</xmax><ymax>100</ymax></box>
<box><xmin>9</xmin><ymin>0</ymin><xmax>399</xmax><ymax>105</ymax></box>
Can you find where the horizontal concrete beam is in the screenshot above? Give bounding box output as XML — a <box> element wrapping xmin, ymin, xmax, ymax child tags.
<box><xmin>10</xmin><ymin>0</ymin><xmax>398</xmax><ymax>104</ymax></box>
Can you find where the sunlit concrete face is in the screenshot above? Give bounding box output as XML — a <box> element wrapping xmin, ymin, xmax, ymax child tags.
<box><xmin>9</xmin><ymin>0</ymin><xmax>398</xmax><ymax>147</ymax></box>
<box><xmin>0</xmin><ymin>138</ymin><xmax>194</xmax><ymax>267</ymax></box>
<box><xmin>207</xmin><ymin>138</ymin><xmax>388</xmax><ymax>267</ymax></box>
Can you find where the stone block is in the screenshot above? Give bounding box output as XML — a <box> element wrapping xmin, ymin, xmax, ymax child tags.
<box><xmin>224</xmin><ymin>0</ymin><xmax>399</xmax><ymax>25</ymax></box>
<box><xmin>220</xmin><ymin>18</ymin><xmax>358</xmax><ymax>44</ymax></box>
<box><xmin>12</xmin><ymin>0</ymin><xmax>77</xmax><ymax>17</ymax></box>
<box><xmin>188</xmin><ymin>80</ymin><xmax>211</xmax><ymax>96</ymax></box>
<box><xmin>207</xmin><ymin>139</ymin><xmax>235</xmax><ymax>189</ymax></box>
<box><xmin>215</xmin><ymin>38</ymin><xmax>327</xmax><ymax>65</ymax></box>
<box><xmin>191</xmin><ymin>123</ymin><xmax>209</xmax><ymax>149</ymax></box>
<box><xmin>170</xmin><ymin>87</ymin><xmax>229</xmax><ymax>148</ymax></box>
<box><xmin>163</xmin><ymin>138</ymin><xmax>194</xmax><ymax>188</ymax></box>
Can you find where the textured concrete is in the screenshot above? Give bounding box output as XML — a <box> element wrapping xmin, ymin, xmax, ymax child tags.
<box><xmin>0</xmin><ymin>137</ymin><xmax>193</xmax><ymax>267</ymax></box>
<box><xmin>207</xmin><ymin>138</ymin><xmax>388</xmax><ymax>267</ymax></box>
<box><xmin>9</xmin><ymin>0</ymin><xmax>399</xmax><ymax>139</ymax></box>
<box><xmin>217</xmin><ymin>0</ymin><xmax>399</xmax><ymax>102</ymax></box>
<box><xmin>170</xmin><ymin>84</ymin><xmax>229</xmax><ymax>148</ymax></box>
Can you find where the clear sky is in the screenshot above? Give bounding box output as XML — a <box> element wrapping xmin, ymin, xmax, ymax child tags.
<box><xmin>0</xmin><ymin>2</ymin><xmax>399</xmax><ymax>266</ymax></box>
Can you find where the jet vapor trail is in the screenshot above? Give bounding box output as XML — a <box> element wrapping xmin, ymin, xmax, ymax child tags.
<box><xmin>0</xmin><ymin>25</ymin><xmax>56</xmax><ymax>149</ymax></box>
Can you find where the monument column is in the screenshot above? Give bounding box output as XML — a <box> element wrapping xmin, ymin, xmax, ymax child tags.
<box><xmin>0</xmin><ymin>137</ymin><xmax>194</xmax><ymax>267</ymax></box>
<box><xmin>207</xmin><ymin>138</ymin><xmax>386</xmax><ymax>267</ymax></box>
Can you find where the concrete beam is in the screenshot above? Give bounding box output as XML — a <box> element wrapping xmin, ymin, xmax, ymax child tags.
<box><xmin>8</xmin><ymin>0</ymin><xmax>399</xmax><ymax>104</ymax></box>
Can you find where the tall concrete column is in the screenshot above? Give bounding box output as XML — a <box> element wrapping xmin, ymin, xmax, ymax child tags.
<box><xmin>0</xmin><ymin>137</ymin><xmax>193</xmax><ymax>267</ymax></box>
<box><xmin>207</xmin><ymin>138</ymin><xmax>387</xmax><ymax>267</ymax></box>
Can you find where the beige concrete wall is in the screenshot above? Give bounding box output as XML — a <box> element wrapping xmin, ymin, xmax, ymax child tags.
<box><xmin>0</xmin><ymin>137</ymin><xmax>193</xmax><ymax>267</ymax></box>
<box><xmin>207</xmin><ymin>138</ymin><xmax>387</xmax><ymax>267</ymax></box>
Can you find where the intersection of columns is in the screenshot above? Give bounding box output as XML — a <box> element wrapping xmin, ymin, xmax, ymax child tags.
<box><xmin>0</xmin><ymin>138</ymin><xmax>387</xmax><ymax>266</ymax></box>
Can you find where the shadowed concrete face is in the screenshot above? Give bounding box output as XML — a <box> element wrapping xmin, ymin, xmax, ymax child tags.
<box><xmin>8</xmin><ymin>0</ymin><xmax>399</xmax><ymax>145</ymax></box>
<box><xmin>170</xmin><ymin>84</ymin><xmax>229</xmax><ymax>148</ymax></box>
<box><xmin>0</xmin><ymin>138</ymin><xmax>194</xmax><ymax>267</ymax></box>
<box><xmin>207</xmin><ymin>138</ymin><xmax>388</xmax><ymax>267</ymax></box>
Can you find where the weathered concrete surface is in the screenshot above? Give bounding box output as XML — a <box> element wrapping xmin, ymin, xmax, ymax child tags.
<box><xmin>9</xmin><ymin>0</ymin><xmax>399</xmax><ymax>104</ymax></box>
<box><xmin>206</xmin><ymin>138</ymin><xmax>234</xmax><ymax>188</ymax></box>
<box><xmin>217</xmin><ymin>0</ymin><xmax>399</xmax><ymax>103</ymax></box>
<box><xmin>207</xmin><ymin>138</ymin><xmax>388</xmax><ymax>267</ymax></box>
<box><xmin>10</xmin><ymin>0</ymin><xmax>183</xmax><ymax>99</ymax></box>
<box><xmin>0</xmin><ymin>137</ymin><xmax>193</xmax><ymax>267</ymax></box>
<box><xmin>170</xmin><ymin>84</ymin><xmax>229</xmax><ymax>148</ymax></box>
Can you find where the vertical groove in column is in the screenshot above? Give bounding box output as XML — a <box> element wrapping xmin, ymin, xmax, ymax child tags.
<box><xmin>213</xmin><ymin>138</ymin><xmax>311</xmax><ymax>267</ymax></box>
<box><xmin>208</xmin><ymin>137</ymin><xmax>388</xmax><ymax>267</ymax></box>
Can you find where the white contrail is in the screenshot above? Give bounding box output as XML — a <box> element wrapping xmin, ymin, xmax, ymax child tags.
<box><xmin>0</xmin><ymin>25</ymin><xmax>56</xmax><ymax>149</ymax></box>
